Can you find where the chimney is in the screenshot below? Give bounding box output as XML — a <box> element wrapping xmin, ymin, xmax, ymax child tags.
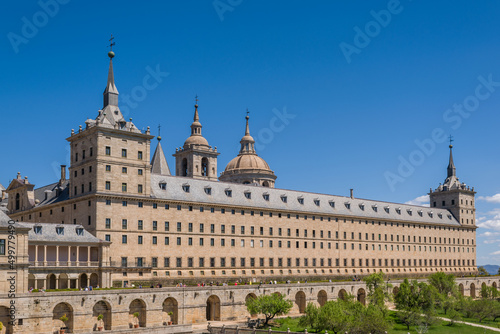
<box><xmin>350</xmin><ymin>189</ymin><xmax>354</xmax><ymax>199</ymax></box>
<box><xmin>60</xmin><ymin>165</ymin><xmax>66</xmax><ymax>183</ymax></box>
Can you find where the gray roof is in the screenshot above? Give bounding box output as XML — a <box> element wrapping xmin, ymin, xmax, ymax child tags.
<box><xmin>0</xmin><ymin>211</ymin><xmax>30</xmax><ymax>230</ymax></box>
<box><xmin>151</xmin><ymin>175</ymin><xmax>460</xmax><ymax>226</ymax></box>
<box><xmin>151</xmin><ymin>140</ymin><xmax>171</xmax><ymax>175</ymax></box>
<box><xmin>25</xmin><ymin>222</ymin><xmax>105</xmax><ymax>244</ymax></box>
<box><xmin>33</xmin><ymin>181</ymin><xmax>69</xmax><ymax>206</ymax></box>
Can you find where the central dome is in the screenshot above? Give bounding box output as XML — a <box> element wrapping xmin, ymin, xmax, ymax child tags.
<box><xmin>184</xmin><ymin>135</ymin><xmax>209</xmax><ymax>147</ymax></box>
<box><xmin>225</xmin><ymin>154</ymin><xmax>271</xmax><ymax>171</ymax></box>
<box><xmin>219</xmin><ymin>114</ymin><xmax>276</xmax><ymax>187</ymax></box>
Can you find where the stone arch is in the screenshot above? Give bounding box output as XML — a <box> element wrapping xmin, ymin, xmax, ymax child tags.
<box><xmin>59</xmin><ymin>273</ymin><xmax>68</xmax><ymax>289</ymax></box>
<box><xmin>206</xmin><ymin>295</ymin><xmax>221</xmax><ymax>321</ymax></box>
<box><xmin>79</xmin><ymin>273</ymin><xmax>88</xmax><ymax>289</ymax></box>
<box><xmin>53</xmin><ymin>302</ymin><xmax>73</xmax><ymax>333</ymax></box>
<box><xmin>393</xmin><ymin>286</ymin><xmax>399</xmax><ymax>296</ymax></box>
<box><xmin>162</xmin><ymin>297</ymin><xmax>178</xmax><ymax>325</ymax></box>
<box><xmin>272</xmin><ymin>292</ymin><xmax>282</xmax><ymax>297</ymax></box>
<box><xmin>93</xmin><ymin>300</ymin><xmax>112</xmax><ymax>331</ymax></box>
<box><xmin>357</xmin><ymin>288</ymin><xmax>366</xmax><ymax>305</ymax></box>
<box><xmin>263</xmin><ymin>181</ymin><xmax>270</xmax><ymax>187</ymax></box>
<box><xmin>0</xmin><ymin>306</ymin><xmax>13</xmax><ymax>334</ymax></box>
<box><xmin>493</xmin><ymin>282</ymin><xmax>498</xmax><ymax>290</ymax></box>
<box><xmin>470</xmin><ymin>283</ymin><xmax>476</xmax><ymax>298</ymax></box>
<box><xmin>295</xmin><ymin>291</ymin><xmax>306</xmax><ymax>313</ymax></box>
<box><xmin>338</xmin><ymin>289</ymin><xmax>347</xmax><ymax>301</ymax></box>
<box><xmin>129</xmin><ymin>299</ymin><xmax>147</xmax><ymax>328</ymax></box>
<box><xmin>47</xmin><ymin>273</ymin><xmax>56</xmax><ymax>290</ymax></box>
<box><xmin>245</xmin><ymin>293</ymin><xmax>257</xmax><ymax>316</ymax></box>
<box><xmin>89</xmin><ymin>273</ymin><xmax>99</xmax><ymax>287</ymax></box>
<box><xmin>459</xmin><ymin>283</ymin><xmax>464</xmax><ymax>296</ymax></box>
<box><xmin>317</xmin><ymin>290</ymin><xmax>327</xmax><ymax>306</ymax></box>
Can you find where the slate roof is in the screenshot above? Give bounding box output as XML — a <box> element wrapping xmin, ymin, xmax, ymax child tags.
<box><xmin>25</xmin><ymin>222</ymin><xmax>105</xmax><ymax>244</ymax></box>
<box><xmin>33</xmin><ymin>181</ymin><xmax>69</xmax><ymax>206</ymax></box>
<box><xmin>151</xmin><ymin>175</ymin><xmax>460</xmax><ymax>226</ymax></box>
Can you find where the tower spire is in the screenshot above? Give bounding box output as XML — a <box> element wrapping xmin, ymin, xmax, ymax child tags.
<box><xmin>103</xmin><ymin>35</ymin><xmax>118</xmax><ymax>108</ymax></box>
<box><xmin>245</xmin><ymin>109</ymin><xmax>250</xmax><ymax>136</ymax></box>
<box><xmin>447</xmin><ymin>136</ymin><xmax>456</xmax><ymax>178</ymax></box>
<box><xmin>190</xmin><ymin>95</ymin><xmax>202</xmax><ymax>137</ymax></box>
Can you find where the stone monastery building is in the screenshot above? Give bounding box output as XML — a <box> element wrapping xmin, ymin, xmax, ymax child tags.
<box><xmin>4</xmin><ymin>50</ymin><xmax>477</xmax><ymax>288</ymax></box>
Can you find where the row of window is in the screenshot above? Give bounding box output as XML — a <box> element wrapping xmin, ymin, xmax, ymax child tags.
<box><xmin>74</xmin><ymin>147</ymin><xmax>93</xmax><ymax>162</ymax></box>
<box><xmin>104</xmin><ymin>182</ymin><xmax>144</xmax><ymax>193</ymax></box>
<box><xmin>106</xmin><ymin>220</ymin><xmax>474</xmax><ymax>246</ymax></box>
<box><xmin>104</xmin><ymin>146</ymin><xmax>143</xmax><ymax>160</ymax></box>
<box><xmin>120</xmin><ymin>256</ymin><xmax>475</xmax><ymax>269</ymax></box>
<box><xmin>112</xmin><ymin>234</ymin><xmax>474</xmax><ymax>254</ymax></box>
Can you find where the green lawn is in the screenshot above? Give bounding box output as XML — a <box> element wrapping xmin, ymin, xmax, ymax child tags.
<box><xmin>271</xmin><ymin>312</ymin><xmax>499</xmax><ymax>334</ymax></box>
<box><xmin>437</xmin><ymin>309</ymin><xmax>500</xmax><ymax>329</ymax></box>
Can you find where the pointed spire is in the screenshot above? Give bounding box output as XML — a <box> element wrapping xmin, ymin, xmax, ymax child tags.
<box><xmin>190</xmin><ymin>95</ymin><xmax>202</xmax><ymax>137</ymax></box>
<box><xmin>239</xmin><ymin>111</ymin><xmax>256</xmax><ymax>154</ymax></box>
<box><xmin>194</xmin><ymin>95</ymin><xmax>200</xmax><ymax>122</ymax></box>
<box><xmin>151</xmin><ymin>136</ymin><xmax>171</xmax><ymax>175</ymax></box>
<box><xmin>103</xmin><ymin>36</ymin><xmax>118</xmax><ymax>108</ymax></box>
<box><xmin>447</xmin><ymin>144</ymin><xmax>456</xmax><ymax>178</ymax></box>
<box><xmin>245</xmin><ymin>109</ymin><xmax>250</xmax><ymax>136</ymax></box>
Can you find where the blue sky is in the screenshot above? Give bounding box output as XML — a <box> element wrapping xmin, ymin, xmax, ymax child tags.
<box><xmin>1</xmin><ymin>0</ymin><xmax>500</xmax><ymax>265</ymax></box>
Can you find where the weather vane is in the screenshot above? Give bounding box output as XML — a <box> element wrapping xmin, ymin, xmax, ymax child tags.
<box><xmin>246</xmin><ymin>108</ymin><xmax>250</xmax><ymax>117</ymax></box>
<box><xmin>109</xmin><ymin>34</ymin><xmax>115</xmax><ymax>51</ymax></box>
<box><xmin>195</xmin><ymin>95</ymin><xmax>199</xmax><ymax>104</ymax></box>
<box><xmin>449</xmin><ymin>135</ymin><xmax>454</xmax><ymax>146</ymax></box>
<box><xmin>158</xmin><ymin>124</ymin><xmax>161</xmax><ymax>137</ymax></box>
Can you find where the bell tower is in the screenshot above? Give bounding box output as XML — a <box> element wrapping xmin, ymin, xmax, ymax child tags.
<box><xmin>429</xmin><ymin>142</ymin><xmax>476</xmax><ymax>227</ymax></box>
<box><xmin>173</xmin><ymin>98</ymin><xmax>219</xmax><ymax>180</ymax></box>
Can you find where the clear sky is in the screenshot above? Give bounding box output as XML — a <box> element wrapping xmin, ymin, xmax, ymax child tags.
<box><xmin>1</xmin><ymin>0</ymin><xmax>500</xmax><ymax>265</ymax></box>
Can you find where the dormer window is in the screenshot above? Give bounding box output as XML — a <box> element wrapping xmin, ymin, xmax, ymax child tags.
<box><xmin>297</xmin><ymin>197</ymin><xmax>304</xmax><ymax>205</ymax></box>
<box><xmin>225</xmin><ymin>189</ymin><xmax>232</xmax><ymax>197</ymax></box>
<box><xmin>281</xmin><ymin>195</ymin><xmax>287</xmax><ymax>203</ymax></box>
<box><xmin>345</xmin><ymin>202</ymin><xmax>351</xmax><ymax>209</ymax></box>
<box><xmin>447</xmin><ymin>214</ymin><xmax>452</xmax><ymax>220</ymax></box>
<box><xmin>328</xmin><ymin>201</ymin><xmax>335</xmax><ymax>208</ymax></box>
<box><xmin>418</xmin><ymin>210</ymin><xmax>423</xmax><ymax>217</ymax></box>
<box><xmin>396</xmin><ymin>208</ymin><xmax>401</xmax><ymax>215</ymax></box>
<box><xmin>407</xmin><ymin>209</ymin><xmax>412</xmax><ymax>216</ymax></box>
<box><xmin>263</xmin><ymin>193</ymin><xmax>270</xmax><ymax>201</ymax></box>
<box><xmin>159</xmin><ymin>182</ymin><xmax>167</xmax><ymax>190</ymax></box>
<box><xmin>359</xmin><ymin>203</ymin><xmax>365</xmax><ymax>211</ymax></box>
<box><xmin>182</xmin><ymin>184</ymin><xmax>190</xmax><ymax>193</ymax></box>
<box><xmin>384</xmin><ymin>206</ymin><xmax>390</xmax><ymax>213</ymax></box>
<box><xmin>34</xmin><ymin>226</ymin><xmax>42</xmax><ymax>234</ymax></box>
<box><xmin>428</xmin><ymin>211</ymin><xmax>433</xmax><ymax>218</ymax></box>
<box><xmin>204</xmin><ymin>187</ymin><xmax>212</xmax><ymax>195</ymax></box>
<box><xmin>244</xmin><ymin>191</ymin><xmax>251</xmax><ymax>199</ymax></box>
<box><xmin>372</xmin><ymin>205</ymin><xmax>378</xmax><ymax>212</ymax></box>
<box><xmin>76</xmin><ymin>227</ymin><xmax>84</xmax><ymax>236</ymax></box>
<box><xmin>314</xmin><ymin>199</ymin><xmax>320</xmax><ymax>206</ymax></box>
<box><xmin>56</xmin><ymin>227</ymin><xmax>64</xmax><ymax>235</ymax></box>
<box><xmin>438</xmin><ymin>213</ymin><xmax>443</xmax><ymax>219</ymax></box>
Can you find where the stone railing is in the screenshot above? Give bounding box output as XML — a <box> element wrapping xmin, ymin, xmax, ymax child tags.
<box><xmin>30</xmin><ymin>261</ymin><xmax>100</xmax><ymax>267</ymax></box>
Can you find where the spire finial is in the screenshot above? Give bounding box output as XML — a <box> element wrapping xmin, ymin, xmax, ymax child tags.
<box><xmin>157</xmin><ymin>124</ymin><xmax>162</xmax><ymax>141</ymax></box>
<box><xmin>108</xmin><ymin>34</ymin><xmax>115</xmax><ymax>58</ymax></box>
<box><xmin>447</xmin><ymin>137</ymin><xmax>456</xmax><ymax>178</ymax></box>
<box><xmin>193</xmin><ymin>95</ymin><xmax>199</xmax><ymax>122</ymax></box>
<box><xmin>245</xmin><ymin>109</ymin><xmax>250</xmax><ymax>136</ymax></box>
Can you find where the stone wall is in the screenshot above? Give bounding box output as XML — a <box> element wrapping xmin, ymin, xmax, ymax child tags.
<box><xmin>0</xmin><ymin>276</ymin><xmax>497</xmax><ymax>333</ymax></box>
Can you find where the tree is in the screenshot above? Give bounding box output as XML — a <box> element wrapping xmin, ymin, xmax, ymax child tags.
<box><xmin>478</xmin><ymin>266</ymin><xmax>489</xmax><ymax>276</ymax></box>
<box><xmin>397</xmin><ymin>308</ymin><xmax>421</xmax><ymax>330</ymax></box>
<box><xmin>363</xmin><ymin>272</ymin><xmax>392</xmax><ymax>314</ymax></box>
<box><xmin>298</xmin><ymin>303</ymin><xmax>320</xmax><ymax>332</ymax></box>
<box><xmin>481</xmin><ymin>285</ymin><xmax>499</xmax><ymax>299</ymax></box>
<box><xmin>245</xmin><ymin>293</ymin><xmax>293</xmax><ymax>327</ymax></box>
<box><xmin>447</xmin><ymin>308</ymin><xmax>462</xmax><ymax>326</ymax></box>
<box><xmin>428</xmin><ymin>272</ymin><xmax>456</xmax><ymax>297</ymax></box>
<box><xmin>395</xmin><ymin>279</ymin><xmax>439</xmax><ymax>330</ymax></box>
<box><xmin>316</xmin><ymin>300</ymin><xmax>350</xmax><ymax>334</ymax></box>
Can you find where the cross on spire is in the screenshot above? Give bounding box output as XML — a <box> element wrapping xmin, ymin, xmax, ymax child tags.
<box><xmin>195</xmin><ymin>95</ymin><xmax>199</xmax><ymax>105</ymax></box>
<box><xmin>158</xmin><ymin>124</ymin><xmax>161</xmax><ymax>137</ymax></box>
<box><xmin>449</xmin><ymin>135</ymin><xmax>454</xmax><ymax>147</ymax></box>
<box><xmin>246</xmin><ymin>108</ymin><xmax>250</xmax><ymax>117</ymax></box>
<box><xmin>109</xmin><ymin>34</ymin><xmax>115</xmax><ymax>51</ymax></box>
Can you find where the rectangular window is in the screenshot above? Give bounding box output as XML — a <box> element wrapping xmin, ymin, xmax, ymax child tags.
<box><xmin>138</xmin><ymin>151</ymin><xmax>143</xmax><ymax>160</ymax></box>
<box><xmin>138</xmin><ymin>169</ymin><xmax>143</xmax><ymax>175</ymax></box>
<box><xmin>199</xmin><ymin>257</ymin><xmax>205</xmax><ymax>267</ymax></box>
<box><xmin>177</xmin><ymin>222</ymin><xmax>182</xmax><ymax>232</ymax></box>
<box><xmin>164</xmin><ymin>237</ymin><xmax>169</xmax><ymax>245</ymax></box>
<box><xmin>0</xmin><ymin>239</ymin><xmax>5</xmax><ymax>255</ymax></box>
<box><xmin>152</xmin><ymin>236</ymin><xmax>157</xmax><ymax>244</ymax></box>
<box><xmin>122</xmin><ymin>235</ymin><xmax>127</xmax><ymax>244</ymax></box>
<box><xmin>138</xmin><ymin>236</ymin><xmax>143</xmax><ymax>244</ymax></box>
<box><xmin>105</xmin><ymin>146</ymin><xmax>111</xmax><ymax>155</ymax></box>
<box><xmin>138</xmin><ymin>220</ymin><xmax>143</xmax><ymax>230</ymax></box>
<box><xmin>105</xmin><ymin>218</ymin><xmax>111</xmax><ymax>229</ymax></box>
<box><xmin>122</xmin><ymin>219</ymin><xmax>127</xmax><ymax>229</ymax></box>
<box><xmin>164</xmin><ymin>257</ymin><xmax>170</xmax><ymax>267</ymax></box>
<box><xmin>152</xmin><ymin>221</ymin><xmax>157</xmax><ymax>231</ymax></box>
<box><xmin>105</xmin><ymin>234</ymin><xmax>110</xmax><ymax>242</ymax></box>
<box><xmin>177</xmin><ymin>237</ymin><xmax>181</xmax><ymax>245</ymax></box>
<box><xmin>176</xmin><ymin>257</ymin><xmax>182</xmax><ymax>268</ymax></box>
<box><xmin>221</xmin><ymin>225</ymin><xmax>226</xmax><ymax>233</ymax></box>
<box><xmin>122</xmin><ymin>183</ymin><xmax>127</xmax><ymax>192</ymax></box>
<box><xmin>138</xmin><ymin>184</ymin><xmax>143</xmax><ymax>193</ymax></box>
<box><xmin>105</xmin><ymin>181</ymin><xmax>111</xmax><ymax>190</ymax></box>
<box><xmin>122</xmin><ymin>149</ymin><xmax>127</xmax><ymax>157</ymax></box>
<box><xmin>200</xmin><ymin>224</ymin><xmax>204</xmax><ymax>233</ymax></box>
<box><xmin>121</xmin><ymin>257</ymin><xmax>127</xmax><ymax>267</ymax></box>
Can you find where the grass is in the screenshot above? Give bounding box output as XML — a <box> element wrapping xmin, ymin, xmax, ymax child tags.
<box><xmin>437</xmin><ymin>309</ymin><xmax>500</xmax><ymax>329</ymax></box>
<box><xmin>271</xmin><ymin>312</ymin><xmax>500</xmax><ymax>334</ymax></box>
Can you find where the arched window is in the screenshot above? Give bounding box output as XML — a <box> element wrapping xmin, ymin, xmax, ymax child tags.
<box><xmin>201</xmin><ymin>158</ymin><xmax>208</xmax><ymax>176</ymax></box>
<box><xmin>182</xmin><ymin>159</ymin><xmax>188</xmax><ymax>176</ymax></box>
<box><xmin>15</xmin><ymin>193</ymin><xmax>20</xmax><ymax>210</ymax></box>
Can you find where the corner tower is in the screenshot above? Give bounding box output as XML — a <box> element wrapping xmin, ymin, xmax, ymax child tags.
<box><xmin>219</xmin><ymin>113</ymin><xmax>277</xmax><ymax>187</ymax></box>
<box><xmin>173</xmin><ymin>99</ymin><xmax>219</xmax><ymax>180</ymax></box>
<box><xmin>429</xmin><ymin>143</ymin><xmax>476</xmax><ymax>226</ymax></box>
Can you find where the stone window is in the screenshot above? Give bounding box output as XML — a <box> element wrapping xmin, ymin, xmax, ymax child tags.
<box><xmin>122</xmin><ymin>219</ymin><xmax>127</xmax><ymax>229</ymax></box>
<box><xmin>225</xmin><ymin>189</ymin><xmax>232</xmax><ymax>197</ymax></box>
<box><xmin>121</xmin><ymin>149</ymin><xmax>127</xmax><ymax>157</ymax></box>
<box><xmin>138</xmin><ymin>151</ymin><xmax>143</xmax><ymax>160</ymax></box>
<box><xmin>138</xmin><ymin>236</ymin><xmax>143</xmax><ymax>244</ymax></box>
<box><xmin>105</xmin><ymin>146</ymin><xmax>111</xmax><ymax>155</ymax></box>
<box><xmin>122</xmin><ymin>235</ymin><xmax>127</xmax><ymax>244</ymax></box>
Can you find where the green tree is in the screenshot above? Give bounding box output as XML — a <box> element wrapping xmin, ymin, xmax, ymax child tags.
<box><xmin>428</xmin><ymin>272</ymin><xmax>457</xmax><ymax>296</ymax></box>
<box><xmin>478</xmin><ymin>266</ymin><xmax>489</xmax><ymax>276</ymax></box>
<box><xmin>316</xmin><ymin>300</ymin><xmax>350</xmax><ymax>334</ymax></box>
<box><xmin>447</xmin><ymin>308</ymin><xmax>462</xmax><ymax>326</ymax></box>
<box><xmin>245</xmin><ymin>293</ymin><xmax>293</xmax><ymax>327</ymax></box>
<box><xmin>298</xmin><ymin>303</ymin><xmax>320</xmax><ymax>332</ymax></box>
<box><xmin>363</xmin><ymin>272</ymin><xmax>392</xmax><ymax>314</ymax></box>
<box><xmin>349</xmin><ymin>304</ymin><xmax>390</xmax><ymax>334</ymax></box>
<box><xmin>481</xmin><ymin>285</ymin><xmax>499</xmax><ymax>299</ymax></box>
<box><xmin>397</xmin><ymin>308</ymin><xmax>421</xmax><ymax>330</ymax></box>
